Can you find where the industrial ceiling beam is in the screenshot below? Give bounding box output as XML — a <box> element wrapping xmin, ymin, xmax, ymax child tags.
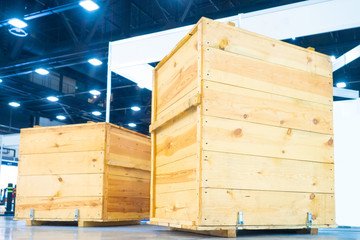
<box><xmin>333</xmin><ymin>45</ymin><xmax>360</xmax><ymax>72</ymax></box>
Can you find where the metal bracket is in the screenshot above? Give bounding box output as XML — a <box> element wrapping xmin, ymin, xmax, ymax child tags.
<box><xmin>307</xmin><ymin>212</ymin><xmax>312</xmax><ymax>228</ymax></box>
<box><xmin>30</xmin><ymin>209</ymin><xmax>34</xmax><ymax>220</ymax></box>
<box><xmin>236</xmin><ymin>212</ymin><xmax>244</xmax><ymax>230</ymax></box>
<box><xmin>74</xmin><ymin>209</ymin><xmax>79</xmax><ymax>222</ymax></box>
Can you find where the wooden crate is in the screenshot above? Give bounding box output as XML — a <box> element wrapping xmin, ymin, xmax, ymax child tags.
<box><xmin>15</xmin><ymin>122</ymin><xmax>151</xmax><ymax>227</ymax></box>
<box><xmin>149</xmin><ymin>18</ymin><xmax>335</xmax><ymax>237</ymax></box>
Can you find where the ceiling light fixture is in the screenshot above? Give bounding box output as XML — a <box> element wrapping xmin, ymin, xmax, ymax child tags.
<box><xmin>92</xmin><ymin>111</ymin><xmax>102</xmax><ymax>116</ymax></box>
<box><xmin>88</xmin><ymin>58</ymin><xmax>103</xmax><ymax>66</ymax></box>
<box><xmin>128</xmin><ymin>123</ymin><xmax>136</xmax><ymax>127</ymax></box>
<box><xmin>89</xmin><ymin>89</ymin><xmax>101</xmax><ymax>96</ymax></box>
<box><xmin>9</xmin><ymin>27</ymin><xmax>28</xmax><ymax>37</ymax></box>
<box><xmin>79</xmin><ymin>0</ymin><xmax>99</xmax><ymax>11</ymax></box>
<box><xmin>56</xmin><ymin>115</ymin><xmax>66</xmax><ymax>120</ymax></box>
<box><xmin>35</xmin><ymin>68</ymin><xmax>49</xmax><ymax>75</ymax></box>
<box><xmin>8</xmin><ymin>18</ymin><xmax>27</xmax><ymax>28</ymax></box>
<box><xmin>0</xmin><ymin>79</ymin><xmax>2</xmax><ymax>83</ymax></box>
<box><xmin>47</xmin><ymin>96</ymin><xmax>59</xmax><ymax>102</ymax></box>
<box><xmin>9</xmin><ymin>102</ymin><xmax>20</xmax><ymax>107</ymax></box>
<box><xmin>131</xmin><ymin>106</ymin><xmax>140</xmax><ymax>111</ymax></box>
<box><xmin>336</xmin><ymin>82</ymin><xmax>346</xmax><ymax>88</ymax></box>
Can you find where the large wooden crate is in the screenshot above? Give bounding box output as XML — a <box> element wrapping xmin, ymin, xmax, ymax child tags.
<box><xmin>149</xmin><ymin>18</ymin><xmax>335</xmax><ymax>237</ymax></box>
<box><xmin>15</xmin><ymin>122</ymin><xmax>151</xmax><ymax>227</ymax></box>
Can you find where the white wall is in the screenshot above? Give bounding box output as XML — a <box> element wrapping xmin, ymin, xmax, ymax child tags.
<box><xmin>334</xmin><ymin>99</ymin><xmax>360</xmax><ymax>227</ymax></box>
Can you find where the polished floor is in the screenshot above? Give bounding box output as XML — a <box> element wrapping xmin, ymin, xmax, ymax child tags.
<box><xmin>1</xmin><ymin>216</ymin><xmax>359</xmax><ymax>240</ymax></box>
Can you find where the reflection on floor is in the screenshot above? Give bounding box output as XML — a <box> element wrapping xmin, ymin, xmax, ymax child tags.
<box><xmin>0</xmin><ymin>216</ymin><xmax>359</xmax><ymax>240</ymax></box>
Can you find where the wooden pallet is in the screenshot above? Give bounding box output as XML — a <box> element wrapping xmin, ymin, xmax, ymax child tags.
<box><xmin>26</xmin><ymin>219</ymin><xmax>141</xmax><ymax>227</ymax></box>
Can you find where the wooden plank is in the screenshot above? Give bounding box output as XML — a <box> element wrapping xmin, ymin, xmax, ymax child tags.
<box><xmin>203</xmin><ymin>80</ymin><xmax>332</xmax><ymax>134</ymax></box>
<box><xmin>202</xmin><ymin>151</ymin><xmax>334</xmax><ymax>193</ymax></box>
<box><xmin>106</xmin><ymin>197</ymin><xmax>149</xmax><ymax>220</ymax></box>
<box><xmin>107</xmin><ymin>175</ymin><xmax>150</xmax><ymax>198</ymax></box>
<box><xmin>156</xmin><ymin>109</ymin><xmax>197</xmax><ymax>167</ymax></box>
<box><xmin>18</xmin><ymin>151</ymin><xmax>105</xmax><ymax>175</ymax></box>
<box><xmin>78</xmin><ymin>220</ymin><xmax>140</xmax><ymax>227</ymax></box>
<box><xmin>203</xmin><ymin>116</ymin><xmax>334</xmax><ymax>163</ymax></box>
<box><xmin>17</xmin><ymin>174</ymin><xmax>104</xmax><ymax>197</ymax></box>
<box><xmin>150</xmin><ymin>93</ymin><xmax>201</xmax><ymax>132</ymax></box>
<box><xmin>200</xmin><ymin>188</ymin><xmax>335</xmax><ymax>226</ymax></box>
<box><xmin>203</xmin><ymin>47</ymin><xmax>332</xmax><ymax>105</ymax></box>
<box><xmin>107</xmin><ymin>127</ymin><xmax>150</xmax><ymax>171</ymax></box>
<box><xmin>19</xmin><ymin>124</ymin><xmax>106</xmax><ymax>154</ymax></box>
<box><xmin>155</xmin><ymin>190</ymin><xmax>198</xmax><ymax>222</ymax></box>
<box><xmin>156</xmin><ymin>155</ymin><xmax>197</xmax><ymax>193</ymax></box>
<box><xmin>107</xmin><ymin>165</ymin><xmax>150</xmax><ymax>180</ymax></box>
<box><xmin>156</xmin><ymin>31</ymin><xmax>199</xmax><ymax>114</ymax></box>
<box><xmin>15</xmin><ymin>196</ymin><xmax>103</xmax><ymax>220</ymax></box>
<box><xmin>202</xmin><ymin>18</ymin><xmax>332</xmax><ymax>78</ymax></box>
<box><xmin>171</xmin><ymin>227</ymin><xmax>237</xmax><ymax>238</ymax></box>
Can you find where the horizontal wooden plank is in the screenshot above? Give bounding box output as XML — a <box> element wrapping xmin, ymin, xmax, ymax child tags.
<box><xmin>203</xmin><ymin>47</ymin><xmax>332</xmax><ymax>105</ymax></box>
<box><xmin>17</xmin><ymin>174</ymin><xmax>104</xmax><ymax>197</ymax></box>
<box><xmin>156</xmin><ymin>30</ymin><xmax>199</xmax><ymax>115</ymax></box>
<box><xmin>18</xmin><ymin>151</ymin><xmax>105</xmax><ymax>175</ymax></box>
<box><xmin>107</xmin><ymin>197</ymin><xmax>149</xmax><ymax>215</ymax></box>
<box><xmin>202</xmin><ymin>151</ymin><xmax>334</xmax><ymax>193</ymax></box>
<box><xmin>15</xmin><ymin>196</ymin><xmax>103</xmax><ymax>220</ymax></box>
<box><xmin>107</xmin><ymin>127</ymin><xmax>151</xmax><ymax>172</ymax></box>
<box><xmin>202</xmin><ymin>19</ymin><xmax>332</xmax><ymax>78</ymax></box>
<box><xmin>156</xmin><ymin>109</ymin><xmax>197</xmax><ymax>167</ymax></box>
<box><xmin>107</xmin><ymin>165</ymin><xmax>150</xmax><ymax>180</ymax></box>
<box><xmin>107</xmin><ymin>175</ymin><xmax>150</xmax><ymax>198</ymax></box>
<box><xmin>203</xmin><ymin>80</ymin><xmax>332</xmax><ymax>134</ymax></box>
<box><xmin>156</xmin><ymin>155</ymin><xmax>197</xmax><ymax>193</ymax></box>
<box><xmin>202</xmin><ymin>116</ymin><xmax>333</xmax><ymax>163</ymax></box>
<box><xmin>155</xmin><ymin>190</ymin><xmax>198</xmax><ymax>222</ymax></box>
<box><xmin>20</xmin><ymin>124</ymin><xmax>106</xmax><ymax>154</ymax></box>
<box><xmin>200</xmin><ymin>188</ymin><xmax>335</xmax><ymax>226</ymax></box>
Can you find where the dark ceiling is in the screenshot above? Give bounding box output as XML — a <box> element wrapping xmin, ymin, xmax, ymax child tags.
<box><xmin>0</xmin><ymin>0</ymin><xmax>359</xmax><ymax>135</ymax></box>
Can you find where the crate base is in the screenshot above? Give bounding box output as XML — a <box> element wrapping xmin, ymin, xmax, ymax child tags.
<box><xmin>170</xmin><ymin>227</ymin><xmax>318</xmax><ymax>238</ymax></box>
<box><xmin>26</xmin><ymin>220</ymin><xmax>141</xmax><ymax>227</ymax></box>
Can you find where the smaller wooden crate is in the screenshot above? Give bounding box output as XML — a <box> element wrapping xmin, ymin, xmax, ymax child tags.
<box><xmin>15</xmin><ymin>122</ymin><xmax>151</xmax><ymax>227</ymax></box>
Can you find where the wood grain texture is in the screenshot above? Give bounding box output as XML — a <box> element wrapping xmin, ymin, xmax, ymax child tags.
<box><xmin>203</xmin><ymin>116</ymin><xmax>333</xmax><ymax>163</ymax></box>
<box><xmin>200</xmin><ymin>188</ymin><xmax>335</xmax><ymax>226</ymax></box>
<box><xmin>17</xmin><ymin>174</ymin><xmax>104</xmax><ymax>197</ymax></box>
<box><xmin>15</xmin><ymin>196</ymin><xmax>103</xmax><ymax>220</ymax></box>
<box><xmin>20</xmin><ymin>123</ymin><xmax>106</xmax><ymax>154</ymax></box>
<box><xmin>18</xmin><ymin>151</ymin><xmax>105</xmax><ymax>175</ymax></box>
<box><xmin>156</xmin><ymin>31</ymin><xmax>199</xmax><ymax>115</ymax></box>
<box><xmin>202</xmin><ymin>151</ymin><xmax>334</xmax><ymax>193</ymax></box>
<box><xmin>203</xmin><ymin>80</ymin><xmax>332</xmax><ymax>134</ymax></box>
<box><xmin>203</xmin><ymin>48</ymin><xmax>332</xmax><ymax>105</ymax></box>
<box><xmin>202</xmin><ymin>18</ymin><xmax>332</xmax><ymax>78</ymax></box>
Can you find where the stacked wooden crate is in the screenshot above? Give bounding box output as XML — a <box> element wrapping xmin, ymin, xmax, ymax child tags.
<box><xmin>149</xmin><ymin>17</ymin><xmax>335</xmax><ymax>237</ymax></box>
<box><xmin>15</xmin><ymin>122</ymin><xmax>151</xmax><ymax>227</ymax></box>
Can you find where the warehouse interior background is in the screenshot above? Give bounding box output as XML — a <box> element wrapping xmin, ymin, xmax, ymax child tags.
<box><xmin>0</xmin><ymin>0</ymin><xmax>360</xmax><ymax>234</ymax></box>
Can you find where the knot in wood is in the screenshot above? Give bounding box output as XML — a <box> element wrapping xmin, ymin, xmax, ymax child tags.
<box><xmin>328</xmin><ymin>138</ymin><xmax>333</xmax><ymax>146</ymax></box>
<box><xmin>219</xmin><ymin>39</ymin><xmax>229</xmax><ymax>50</ymax></box>
<box><xmin>287</xmin><ymin>128</ymin><xmax>292</xmax><ymax>135</ymax></box>
<box><xmin>233</xmin><ymin>128</ymin><xmax>242</xmax><ymax>136</ymax></box>
<box><xmin>58</xmin><ymin>177</ymin><xmax>63</xmax><ymax>182</ymax></box>
<box><xmin>310</xmin><ymin>193</ymin><xmax>316</xmax><ymax>200</ymax></box>
<box><xmin>243</xmin><ymin>114</ymin><xmax>248</xmax><ymax>119</ymax></box>
<box><xmin>313</xmin><ymin>118</ymin><xmax>318</xmax><ymax>125</ymax></box>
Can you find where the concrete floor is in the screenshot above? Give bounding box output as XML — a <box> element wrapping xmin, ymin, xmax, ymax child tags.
<box><xmin>1</xmin><ymin>216</ymin><xmax>359</xmax><ymax>240</ymax></box>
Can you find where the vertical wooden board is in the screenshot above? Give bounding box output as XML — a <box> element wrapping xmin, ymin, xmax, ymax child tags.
<box><xmin>17</xmin><ymin>174</ymin><xmax>104</xmax><ymax>197</ymax></box>
<box><xmin>155</xmin><ymin>109</ymin><xmax>198</xmax><ymax>167</ymax></box>
<box><xmin>156</xmin><ymin>155</ymin><xmax>197</xmax><ymax>193</ymax></box>
<box><xmin>203</xmin><ymin>80</ymin><xmax>333</xmax><ymax>134</ymax></box>
<box><xmin>200</xmin><ymin>188</ymin><xmax>335</xmax><ymax>226</ymax></box>
<box><xmin>202</xmin><ymin>151</ymin><xmax>334</xmax><ymax>193</ymax></box>
<box><xmin>107</xmin><ymin>128</ymin><xmax>151</xmax><ymax>171</ymax></box>
<box><xmin>202</xmin><ymin>18</ymin><xmax>332</xmax><ymax>78</ymax></box>
<box><xmin>18</xmin><ymin>151</ymin><xmax>105</xmax><ymax>175</ymax></box>
<box><xmin>15</xmin><ymin>196</ymin><xmax>103</xmax><ymax>220</ymax></box>
<box><xmin>19</xmin><ymin>124</ymin><xmax>106</xmax><ymax>154</ymax></box>
<box><xmin>155</xmin><ymin>190</ymin><xmax>198</xmax><ymax>221</ymax></box>
<box><xmin>203</xmin><ymin>48</ymin><xmax>332</xmax><ymax>105</ymax></box>
<box><xmin>156</xmin><ymin>31</ymin><xmax>199</xmax><ymax>114</ymax></box>
<box><xmin>203</xmin><ymin>116</ymin><xmax>334</xmax><ymax>163</ymax></box>
<box><xmin>107</xmin><ymin>175</ymin><xmax>150</xmax><ymax>198</ymax></box>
